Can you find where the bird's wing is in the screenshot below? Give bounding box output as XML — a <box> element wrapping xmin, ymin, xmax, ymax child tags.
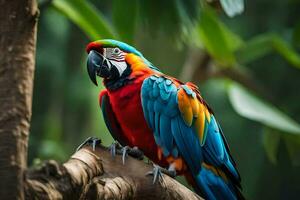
<box><xmin>141</xmin><ymin>75</ymin><xmax>241</xmax><ymax>189</ymax></box>
<box><xmin>99</xmin><ymin>89</ymin><xmax>129</xmax><ymax>146</ymax></box>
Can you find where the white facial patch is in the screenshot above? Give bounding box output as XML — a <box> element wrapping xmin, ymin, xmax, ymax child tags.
<box><xmin>103</xmin><ymin>47</ymin><xmax>127</xmax><ymax>76</ymax></box>
<box><xmin>109</xmin><ymin>60</ymin><xmax>127</xmax><ymax>76</ymax></box>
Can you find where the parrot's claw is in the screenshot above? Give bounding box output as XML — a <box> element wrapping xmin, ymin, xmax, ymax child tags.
<box><xmin>146</xmin><ymin>164</ymin><xmax>163</xmax><ymax>184</ymax></box>
<box><xmin>121</xmin><ymin>146</ymin><xmax>130</xmax><ymax>165</ymax></box>
<box><xmin>120</xmin><ymin>146</ymin><xmax>144</xmax><ymax>165</ymax></box>
<box><xmin>109</xmin><ymin>141</ymin><xmax>122</xmax><ymax>157</ymax></box>
<box><xmin>146</xmin><ymin>164</ymin><xmax>177</xmax><ymax>184</ymax></box>
<box><xmin>76</xmin><ymin>137</ymin><xmax>101</xmax><ymax>152</ymax></box>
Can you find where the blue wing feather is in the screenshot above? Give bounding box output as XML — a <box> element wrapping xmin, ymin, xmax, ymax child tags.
<box><xmin>159</xmin><ymin>114</ymin><xmax>173</xmax><ymax>154</ymax></box>
<box><xmin>172</xmin><ymin>117</ymin><xmax>202</xmax><ymax>174</ymax></box>
<box><xmin>203</xmin><ymin>116</ymin><xmax>240</xmax><ymax>181</ymax></box>
<box><xmin>142</xmin><ymin>76</ymin><xmax>203</xmax><ymax>174</ymax></box>
<box><xmin>141</xmin><ymin>75</ymin><xmax>242</xmax><ymax>200</ymax></box>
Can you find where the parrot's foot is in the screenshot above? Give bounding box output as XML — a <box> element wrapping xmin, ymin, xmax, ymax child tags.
<box><xmin>146</xmin><ymin>164</ymin><xmax>177</xmax><ymax>184</ymax></box>
<box><xmin>120</xmin><ymin>146</ymin><xmax>144</xmax><ymax>165</ymax></box>
<box><xmin>108</xmin><ymin>142</ymin><xmax>144</xmax><ymax>164</ymax></box>
<box><xmin>76</xmin><ymin>137</ymin><xmax>102</xmax><ymax>152</ymax></box>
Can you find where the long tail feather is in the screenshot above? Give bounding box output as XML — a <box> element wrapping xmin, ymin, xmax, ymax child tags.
<box><xmin>186</xmin><ymin>167</ymin><xmax>245</xmax><ymax>200</ymax></box>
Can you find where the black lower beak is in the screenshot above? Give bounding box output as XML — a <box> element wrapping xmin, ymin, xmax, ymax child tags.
<box><xmin>87</xmin><ymin>50</ymin><xmax>111</xmax><ymax>86</ymax></box>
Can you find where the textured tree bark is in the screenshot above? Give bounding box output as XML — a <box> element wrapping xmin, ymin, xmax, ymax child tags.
<box><xmin>25</xmin><ymin>145</ymin><xmax>203</xmax><ymax>200</ymax></box>
<box><xmin>0</xmin><ymin>0</ymin><xmax>38</xmax><ymax>199</ymax></box>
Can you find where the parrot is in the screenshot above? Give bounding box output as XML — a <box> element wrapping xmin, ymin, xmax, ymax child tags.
<box><xmin>85</xmin><ymin>39</ymin><xmax>244</xmax><ymax>200</ymax></box>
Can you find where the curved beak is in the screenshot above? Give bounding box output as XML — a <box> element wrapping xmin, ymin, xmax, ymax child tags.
<box><xmin>87</xmin><ymin>50</ymin><xmax>112</xmax><ymax>86</ymax></box>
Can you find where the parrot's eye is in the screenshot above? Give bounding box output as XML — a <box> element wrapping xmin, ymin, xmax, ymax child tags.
<box><xmin>113</xmin><ymin>48</ymin><xmax>120</xmax><ymax>54</ymax></box>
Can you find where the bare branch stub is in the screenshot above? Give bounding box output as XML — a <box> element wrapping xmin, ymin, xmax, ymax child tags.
<box><xmin>24</xmin><ymin>145</ymin><xmax>203</xmax><ymax>200</ymax></box>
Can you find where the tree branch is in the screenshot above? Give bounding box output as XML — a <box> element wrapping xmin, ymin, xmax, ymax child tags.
<box><xmin>24</xmin><ymin>145</ymin><xmax>203</xmax><ymax>200</ymax></box>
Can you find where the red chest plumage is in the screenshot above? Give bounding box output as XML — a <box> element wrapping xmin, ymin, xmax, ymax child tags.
<box><xmin>106</xmin><ymin>77</ymin><xmax>163</xmax><ymax>164</ymax></box>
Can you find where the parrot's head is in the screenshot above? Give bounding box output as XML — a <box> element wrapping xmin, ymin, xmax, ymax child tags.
<box><xmin>86</xmin><ymin>39</ymin><xmax>156</xmax><ymax>86</ymax></box>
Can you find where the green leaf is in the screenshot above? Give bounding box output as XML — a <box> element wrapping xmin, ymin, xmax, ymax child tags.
<box><xmin>262</xmin><ymin>128</ymin><xmax>281</xmax><ymax>164</ymax></box>
<box><xmin>112</xmin><ymin>0</ymin><xmax>138</xmax><ymax>44</ymax></box>
<box><xmin>137</xmin><ymin>0</ymin><xmax>200</xmax><ymax>37</ymax></box>
<box><xmin>198</xmin><ymin>7</ymin><xmax>240</xmax><ymax>66</ymax></box>
<box><xmin>218</xmin><ymin>20</ymin><xmax>244</xmax><ymax>52</ymax></box>
<box><xmin>52</xmin><ymin>0</ymin><xmax>117</xmax><ymax>40</ymax></box>
<box><xmin>227</xmin><ymin>82</ymin><xmax>300</xmax><ymax>135</ymax></box>
<box><xmin>219</xmin><ymin>0</ymin><xmax>244</xmax><ymax>17</ymax></box>
<box><xmin>235</xmin><ymin>34</ymin><xmax>272</xmax><ymax>64</ymax></box>
<box><xmin>236</xmin><ymin>33</ymin><xmax>300</xmax><ymax>69</ymax></box>
<box><xmin>263</xmin><ymin>128</ymin><xmax>300</xmax><ymax>165</ymax></box>
<box><xmin>284</xmin><ymin>135</ymin><xmax>300</xmax><ymax>166</ymax></box>
<box><xmin>292</xmin><ymin>22</ymin><xmax>300</xmax><ymax>48</ymax></box>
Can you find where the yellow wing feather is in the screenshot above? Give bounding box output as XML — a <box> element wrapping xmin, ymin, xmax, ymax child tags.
<box><xmin>177</xmin><ymin>85</ymin><xmax>212</xmax><ymax>145</ymax></box>
<box><xmin>189</xmin><ymin>95</ymin><xmax>199</xmax><ymax>117</ymax></box>
<box><xmin>178</xmin><ymin>89</ymin><xmax>194</xmax><ymax>126</ymax></box>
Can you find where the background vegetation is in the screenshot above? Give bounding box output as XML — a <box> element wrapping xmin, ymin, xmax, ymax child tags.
<box><xmin>30</xmin><ymin>0</ymin><xmax>300</xmax><ymax>199</ymax></box>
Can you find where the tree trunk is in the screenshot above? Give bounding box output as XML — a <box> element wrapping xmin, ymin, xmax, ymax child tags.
<box><xmin>0</xmin><ymin>0</ymin><xmax>38</xmax><ymax>199</ymax></box>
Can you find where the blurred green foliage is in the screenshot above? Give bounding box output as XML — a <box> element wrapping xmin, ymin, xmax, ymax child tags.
<box><xmin>30</xmin><ymin>0</ymin><xmax>300</xmax><ymax>199</ymax></box>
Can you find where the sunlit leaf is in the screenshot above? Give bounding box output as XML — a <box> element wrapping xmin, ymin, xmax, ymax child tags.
<box><xmin>262</xmin><ymin>128</ymin><xmax>280</xmax><ymax>164</ymax></box>
<box><xmin>112</xmin><ymin>0</ymin><xmax>138</xmax><ymax>43</ymax></box>
<box><xmin>198</xmin><ymin>7</ymin><xmax>238</xmax><ymax>66</ymax></box>
<box><xmin>52</xmin><ymin>0</ymin><xmax>117</xmax><ymax>40</ymax></box>
<box><xmin>220</xmin><ymin>0</ymin><xmax>244</xmax><ymax>17</ymax></box>
<box><xmin>236</xmin><ymin>33</ymin><xmax>300</xmax><ymax>69</ymax></box>
<box><xmin>228</xmin><ymin>82</ymin><xmax>300</xmax><ymax>134</ymax></box>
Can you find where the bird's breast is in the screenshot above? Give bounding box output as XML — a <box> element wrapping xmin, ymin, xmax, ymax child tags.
<box><xmin>107</xmin><ymin>80</ymin><xmax>163</xmax><ymax>164</ymax></box>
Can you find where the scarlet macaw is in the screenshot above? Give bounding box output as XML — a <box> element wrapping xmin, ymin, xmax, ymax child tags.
<box><xmin>85</xmin><ymin>39</ymin><xmax>243</xmax><ymax>200</ymax></box>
